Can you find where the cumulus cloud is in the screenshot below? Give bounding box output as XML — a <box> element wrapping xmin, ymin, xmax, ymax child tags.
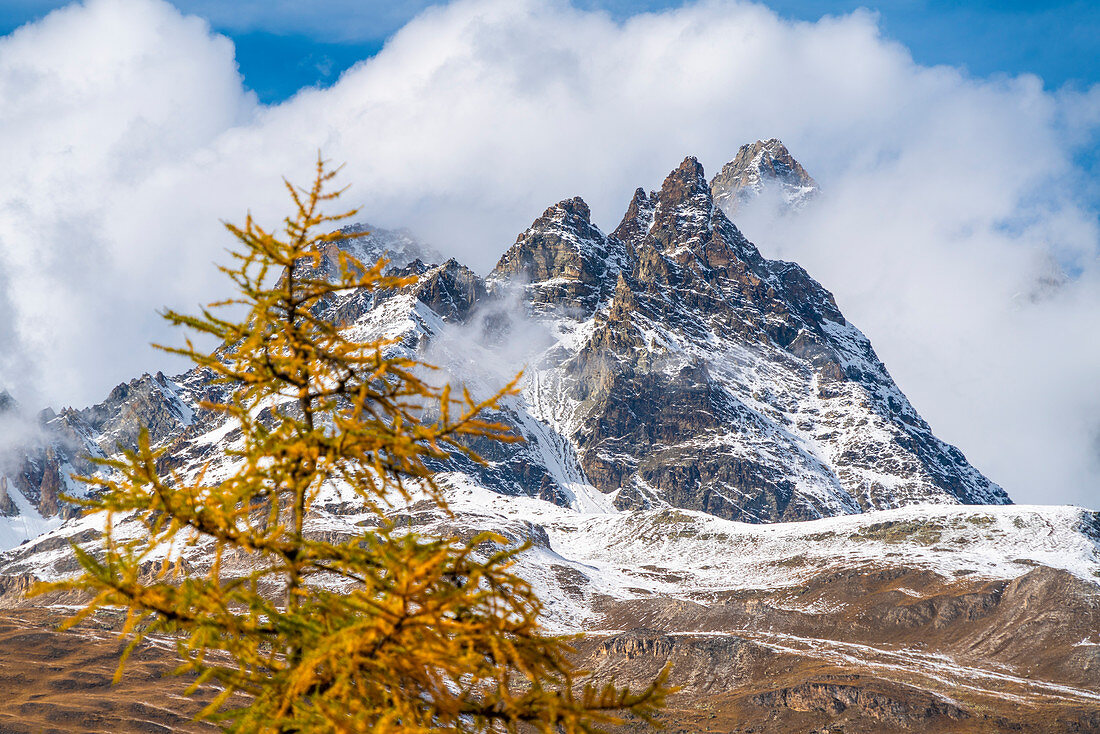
<box><xmin>0</xmin><ymin>0</ymin><xmax>1098</xmax><ymax>507</ymax></box>
<box><xmin>0</xmin><ymin>0</ymin><xmax>257</xmax><ymax>404</ymax></box>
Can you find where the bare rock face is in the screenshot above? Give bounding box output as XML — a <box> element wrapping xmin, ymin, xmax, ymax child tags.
<box><xmin>407</xmin><ymin>258</ymin><xmax>486</xmax><ymax>323</ymax></box>
<box><xmin>710</xmin><ymin>137</ymin><xmax>818</xmax><ymax>215</ymax></box>
<box><xmin>35</xmin><ymin>453</ymin><xmax>62</xmax><ymax>518</ymax></box>
<box><xmin>535</xmin><ymin>154</ymin><xmax>1006</xmax><ymax>521</ymax></box>
<box><xmin>0</xmin><ymin>477</ymin><xmax>16</xmax><ymax>517</ymax></box>
<box><xmin>610</xmin><ymin>188</ymin><xmax>657</xmax><ymax>258</ymax></box>
<box><xmin>76</xmin><ymin>371</ymin><xmax>193</xmax><ymax>453</ymax></box>
<box><xmin>750</xmin><ymin>681</ymin><xmax>969</xmax><ymax>730</ymax></box>
<box><xmin>489</xmin><ymin>197</ymin><xmax>628</xmax><ymax>317</ymax></box>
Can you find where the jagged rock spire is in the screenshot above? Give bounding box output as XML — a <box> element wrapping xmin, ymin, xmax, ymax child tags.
<box><xmin>649</xmin><ymin>157</ymin><xmax>713</xmax><ymax>249</ymax></box>
<box><xmin>710</xmin><ymin>138</ymin><xmax>818</xmax><ymax>216</ymax></box>
<box><xmin>0</xmin><ymin>390</ymin><xmax>16</xmax><ymax>415</ymax></box>
<box><xmin>489</xmin><ymin>196</ymin><xmax>627</xmax><ymax>316</ymax></box>
<box><xmin>611</xmin><ymin>188</ymin><xmax>656</xmax><ymax>251</ymax></box>
<box><xmin>558</xmin><ymin>151</ymin><xmax>1006</xmax><ymax>521</ymax></box>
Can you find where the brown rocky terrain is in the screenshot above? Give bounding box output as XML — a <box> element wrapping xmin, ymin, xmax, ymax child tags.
<box><xmin>2</xmin><ymin>557</ymin><xmax>1097</xmax><ymax>732</ymax></box>
<box><xmin>580</xmin><ymin>570</ymin><xmax>1100</xmax><ymax>732</ymax></box>
<box><xmin>0</xmin><ymin>607</ymin><xmax>216</xmax><ymax>734</ymax></box>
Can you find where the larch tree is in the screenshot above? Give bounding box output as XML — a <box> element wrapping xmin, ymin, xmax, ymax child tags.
<box><xmin>36</xmin><ymin>159</ymin><xmax>669</xmax><ymax>732</ymax></box>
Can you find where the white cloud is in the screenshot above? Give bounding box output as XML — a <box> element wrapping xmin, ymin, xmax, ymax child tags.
<box><xmin>0</xmin><ymin>0</ymin><xmax>257</xmax><ymax>406</ymax></box>
<box><xmin>0</xmin><ymin>0</ymin><xmax>1097</xmax><ymax>507</ymax></box>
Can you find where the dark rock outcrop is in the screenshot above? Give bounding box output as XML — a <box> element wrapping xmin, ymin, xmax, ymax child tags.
<box><xmin>0</xmin><ymin>477</ymin><xmax>15</xmax><ymax>517</ymax></box>
<box><xmin>489</xmin><ymin>197</ymin><xmax>628</xmax><ymax>317</ymax></box>
<box><xmin>408</xmin><ymin>258</ymin><xmax>486</xmax><ymax>323</ymax></box>
<box><xmin>77</xmin><ymin>371</ymin><xmax>192</xmax><ymax>453</ymax></box>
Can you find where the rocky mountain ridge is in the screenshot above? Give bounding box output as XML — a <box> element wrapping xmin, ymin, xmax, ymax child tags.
<box><xmin>0</xmin><ymin>142</ymin><xmax>1004</xmax><ymax>543</ymax></box>
<box><xmin>491</xmin><ymin>154</ymin><xmax>1005</xmax><ymax>522</ymax></box>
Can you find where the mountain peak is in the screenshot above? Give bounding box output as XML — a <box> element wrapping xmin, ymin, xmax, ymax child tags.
<box><xmin>544</xmin><ymin>196</ymin><xmax>591</xmax><ymax>222</ymax></box>
<box><xmin>331</xmin><ymin>223</ymin><xmax>443</xmax><ymax>270</ymax></box>
<box><xmin>489</xmin><ymin>195</ymin><xmax>625</xmax><ymax>316</ymax></box>
<box><xmin>611</xmin><ymin>188</ymin><xmax>657</xmax><ymax>248</ymax></box>
<box><xmin>711</xmin><ymin>138</ymin><xmax>818</xmax><ymax>216</ymax></box>
<box><xmin>650</xmin><ymin>156</ymin><xmax>714</xmax><ymax>231</ymax></box>
<box><xmin>659</xmin><ymin>156</ymin><xmax>710</xmax><ymax>203</ymax></box>
<box><xmin>0</xmin><ymin>390</ymin><xmax>16</xmax><ymax>416</ymax></box>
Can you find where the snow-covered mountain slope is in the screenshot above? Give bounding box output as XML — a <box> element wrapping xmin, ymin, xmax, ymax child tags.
<box><xmin>0</xmin><ymin>392</ymin><xmax>103</xmax><ymax>549</ymax></box>
<box><xmin>4</xmin><ymin>486</ymin><xmax>1100</xmax><ymax>733</ymax></box>
<box><xmin>485</xmin><ymin>154</ymin><xmax>1006</xmax><ymax>522</ymax></box>
<box><xmin>4</xmin><ymin>471</ymin><xmax>1098</xmax><ymax>731</ymax></box>
<box><xmin>3</xmin><ymin>472</ymin><xmax>1097</xmax><ymax>625</ymax></box>
<box><xmin>0</xmin><ymin>367</ymin><xmax>206</xmax><ymax>548</ymax></box>
<box><xmin>331</xmin><ymin>222</ymin><xmax>443</xmax><ymax>270</ymax></box>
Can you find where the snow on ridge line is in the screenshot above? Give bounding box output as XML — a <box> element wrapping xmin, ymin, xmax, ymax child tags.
<box><xmin>3</xmin><ymin>469</ymin><xmax>1097</xmax><ymax>638</ymax></box>
<box><xmin>438</xmin><ymin>477</ymin><xmax>1100</xmax><ymax>592</ymax></box>
<box><xmin>570</xmin><ymin>503</ymin><xmax>1100</xmax><ymax>591</ymax></box>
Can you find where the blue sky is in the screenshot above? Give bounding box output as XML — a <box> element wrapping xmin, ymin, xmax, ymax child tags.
<box><xmin>3</xmin><ymin>0</ymin><xmax>1099</xmax><ymax>104</ymax></box>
